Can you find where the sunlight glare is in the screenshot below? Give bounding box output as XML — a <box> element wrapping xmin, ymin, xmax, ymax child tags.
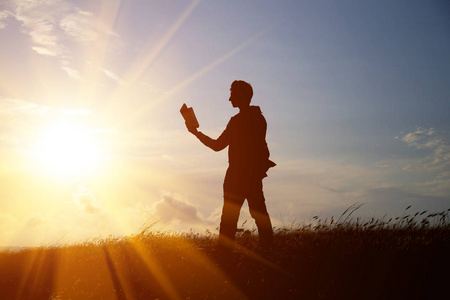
<box><xmin>33</xmin><ymin>119</ymin><xmax>107</xmax><ymax>178</ymax></box>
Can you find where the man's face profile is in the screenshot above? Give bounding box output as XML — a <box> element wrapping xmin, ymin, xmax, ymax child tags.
<box><xmin>229</xmin><ymin>88</ymin><xmax>240</xmax><ymax>108</ymax></box>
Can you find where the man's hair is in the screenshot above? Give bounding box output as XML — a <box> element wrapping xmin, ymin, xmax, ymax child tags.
<box><xmin>231</xmin><ymin>80</ymin><xmax>253</xmax><ymax>105</ymax></box>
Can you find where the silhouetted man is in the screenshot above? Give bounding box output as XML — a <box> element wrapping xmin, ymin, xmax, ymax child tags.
<box><xmin>185</xmin><ymin>80</ymin><xmax>275</xmax><ymax>249</ymax></box>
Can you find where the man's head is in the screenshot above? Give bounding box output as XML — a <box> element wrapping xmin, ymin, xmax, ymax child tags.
<box><xmin>229</xmin><ymin>80</ymin><xmax>253</xmax><ymax>108</ymax></box>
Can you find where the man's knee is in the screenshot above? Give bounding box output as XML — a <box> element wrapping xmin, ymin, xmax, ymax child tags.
<box><xmin>248</xmin><ymin>195</ymin><xmax>269</xmax><ymax>216</ymax></box>
<box><xmin>249</xmin><ymin>206</ymin><xmax>268</xmax><ymax>221</ymax></box>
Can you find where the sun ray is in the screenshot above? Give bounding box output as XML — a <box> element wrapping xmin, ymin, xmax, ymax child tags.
<box><xmin>102</xmin><ymin>245</ymin><xmax>129</xmax><ymax>300</ymax></box>
<box><xmin>103</xmin><ymin>0</ymin><xmax>202</xmax><ymax>117</ymax></box>
<box><xmin>158</xmin><ymin>237</ymin><xmax>248</xmax><ymax>298</ymax></box>
<box><xmin>79</xmin><ymin>0</ymin><xmax>123</xmax><ymax>108</ymax></box>
<box><xmin>122</xmin><ymin>24</ymin><xmax>277</xmax><ymax>127</ymax></box>
<box><xmin>106</xmin><ymin>239</ymin><xmax>183</xmax><ymax>300</ymax></box>
<box><xmin>15</xmin><ymin>249</ymin><xmax>40</xmax><ymax>299</ymax></box>
<box><xmin>16</xmin><ymin>249</ymin><xmax>58</xmax><ymax>299</ymax></box>
<box><xmin>120</xmin><ymin>0</ymin><xmax>201</xmax><ymax>87</ymax></box>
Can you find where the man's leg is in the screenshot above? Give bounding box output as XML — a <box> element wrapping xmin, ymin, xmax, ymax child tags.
<box><xmin>219</xmin><ymin>190</ymin><xmax>245</xmax><ymax>249</ymax></box>
<box><xmin>247</xmin><ymin>181</ymin><xmax>273</xmax><ymax>248</ymax></box>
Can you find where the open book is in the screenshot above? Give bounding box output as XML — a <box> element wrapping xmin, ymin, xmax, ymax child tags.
<box><xmin>180</xmin><ymin>103</ymin><xmax>199</xmax><ymax>128</ymax></box>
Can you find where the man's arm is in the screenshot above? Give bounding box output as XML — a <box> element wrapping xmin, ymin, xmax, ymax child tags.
<box><xmin>186</xmin><ymin>123</ymin><xmax>228</xmax><ymax>152</ymax></box>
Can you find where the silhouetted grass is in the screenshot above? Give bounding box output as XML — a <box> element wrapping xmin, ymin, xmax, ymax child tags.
<box><xmin>1</xmin><ymin>206</ymin><xmax>449</xmax><ymax>299</ymax></box>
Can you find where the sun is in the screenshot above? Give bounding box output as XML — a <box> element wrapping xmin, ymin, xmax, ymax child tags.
<box><xmin>33</xmin><ymin>119</ymin><xmax>107</xmax><ymax>178</ymax></box>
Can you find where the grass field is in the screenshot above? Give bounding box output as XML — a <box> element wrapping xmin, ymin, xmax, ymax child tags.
<box><xmin>1</xmin><ymin>205</ymin><xmax>449</xmax><ymax>299</ymax></box>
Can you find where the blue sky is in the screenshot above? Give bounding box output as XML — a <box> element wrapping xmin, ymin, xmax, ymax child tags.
<box><xmin>0</xmin><ymin>0</ymin><xmax>449</xmax><ymax>247</ymax></box>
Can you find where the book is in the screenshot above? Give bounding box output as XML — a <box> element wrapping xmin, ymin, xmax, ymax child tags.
<box><xmin>180</xmin><ymin>103</ymin><xmax>199</xmax><ymax>128</ymax></box>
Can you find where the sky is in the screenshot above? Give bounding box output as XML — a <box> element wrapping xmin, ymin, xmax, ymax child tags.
<box><xmin>0</xmin><ymin>0</ymin><xmax>449</xmax><ymax>247</ymax></box>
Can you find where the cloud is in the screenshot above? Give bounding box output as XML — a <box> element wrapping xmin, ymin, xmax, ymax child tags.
<box><xmin>402</xmin><ymin>126</ymin><xmax>438</xmax><ymax>149</ymax></box>
<box><xmin>11</xmin><ymin>0</ymin><xmax>65</xmax><ymax>56</ymax></box>
<box><xmin>29</xmin><ymin>21</ymin><xmax>62</xmax><ymax>54</ymax></box>
<box><xmin>153</xmin><ymin>194</ymin><xmax>206</xmax><ymax>224</ymax></box>
<box><xmin>2</xmin><ymin>0</ymin><xmax>120</xmax><ymax>78</ymax></box>
<box><xmin>73</xmin><ymin>186</ymin><xmax>102</xmax><ymax>214</ymax></box>
<box><xmin>61</xmin><ymin>66</ymin><xmax>81</xmax><ymax>79</ymax></box>
<box><xmin>102</xmin><ymin>68</ymin><xmax>123</xmax><ymax>83</ymax></box>
<box><xmin>32</xmin><ymin>45</ymin><xmax>60</xmax><ymax>56</ymax></box>
<box><xmin>0</xmin><ymin>10</ymin><xmax>11</xmax><ymax>29</ymax></box>
<box><xmin>0</xmin><ymin>98</ymin><xmax>49</xmax><ymax>115</ymax></box>
<box><xmin>60</xmin><ymin>9</ymin><xmax>96</xmax><ymax>41</ymax></box>
<box><xmin>400</xmin><ymin>127</ymin><xmax>450</xmax><ymax>176</ymax></box>
<box><xmin>0</xmin><ymin>98</ymin><xmax>50</xmax><ymax>153</ymax></box>
<box><xmin>13</xmin><ymin>0</ymin><xmax>62</xmax><ymax>13</ymax></box>
<box><xmin>0</xmin><ymin>97</ymin><xmax>95</xmax><ymax>117</ymax></box>
<box><xmin>60</xmin><ymin>59</ymin><xmax>81</xmax><ymax>79</ymax></box>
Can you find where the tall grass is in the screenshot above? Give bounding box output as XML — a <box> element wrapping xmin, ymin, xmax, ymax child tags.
<box><xmin>1</xmin><ymin>206</ymin><xmax>449</xmax><ymax>299</ymax></box>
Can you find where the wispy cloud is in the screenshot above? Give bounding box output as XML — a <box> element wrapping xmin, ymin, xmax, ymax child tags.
<box><xmin>399</xmin><ymin>127</ymin><xmax>450</xmax><ymax>177</ymax></box>
<box><xmin>1</xmin><ymin>0</ymin><xmax>119</xmax><ymax>79</ymax></box>
<box><xmin>0</xmin><ymin>98</ymin><xmax>49</xmax><ymax>115</ymax></box>
<box><xmin>102</xmin><ymin>68</ymin><xmax>123</xmax><ymax>83</ymax></box>
<box><xmin>401</xmin><ymin>126</ymin><xmax>437</xmax><ymax>149</ymax></box>
<box><xmin>32</xmin><ymin>45</ymin><xmax>60</xmax><ymax>56</ymax></box>
<box><xmin>0</xmin><ymin>10</ymin><xmax>11</xmax><ymax>29</ymax></box>
<box><xmin>61</xmin><ymin>66</ymin><xmax>81</xmax><ymax>79</ymax></box>
<box><xmin>59</xmin><ymin>8</ymin><xmax>98</xmax><ymax>42</ymax></box>
<box><xmin>12</xmin><ymin>0</ymin><xmax>64</xmax><ymax>56</ymax></box>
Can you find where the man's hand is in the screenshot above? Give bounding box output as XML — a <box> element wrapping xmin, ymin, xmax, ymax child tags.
<box><xmin>185</xmin><ymin>122</ymin><xmax>199</xmax><ymax>136</ymax></box>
